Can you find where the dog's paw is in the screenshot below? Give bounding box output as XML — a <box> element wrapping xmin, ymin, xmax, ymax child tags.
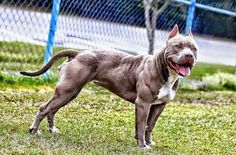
<box><xmin>138</xmin><ymin>144</ymin><xmax>151</xmax><ymax>150</ymax></box>
<box><xmin>29</xmin><ymin>127</ymin><xmax>40</xmax><ymax>135</ymax></box>
<box><xmin>146</xmin><ymin>140</ymin><xmax>156</xmax><ymax>146</ymax></box>
<box><xmin>49</xmin><ymin>126</ymin><xmax>60</xmax><ymax>133</ymax></box>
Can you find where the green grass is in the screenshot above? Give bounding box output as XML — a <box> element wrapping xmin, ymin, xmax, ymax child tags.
<box><xmin>0</xmin><ymin>72</ymin><xmax>57</xmax><ymax>87</ymax></box>
<box><xmin>0</xmin><ymin>41</ymin><xmax>66</xmax><ymax>71</ymax></box>
<box><xmin>0</xmin><ymin>84</ymin><xmax>236</xmax><ymax>154</ymax></box>
<box><xmin>0</xmin><ymin>41</ymin><xmax>235</xmax><ymax>153</ymax></box>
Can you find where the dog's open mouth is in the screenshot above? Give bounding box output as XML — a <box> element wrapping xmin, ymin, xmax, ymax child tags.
<box><xmin>168</xmin><ymin>59</ymin><xmax>193</xmax><ymax>77</ymax></box>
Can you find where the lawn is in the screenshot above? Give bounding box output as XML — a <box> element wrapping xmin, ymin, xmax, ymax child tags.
<box><xmin>0</xmin><ymin>41</ymin><xmax>66</xmax><ymax>72</ymax></box>
<box><xmin>0</xmin><ymin>41</ymin><xmax>236</xmax><ymax>154</ymax></box>
<box><xmin>0</xmin><ymin>83</ymin><xmax>235</xmax><ymax>154</ymax></box>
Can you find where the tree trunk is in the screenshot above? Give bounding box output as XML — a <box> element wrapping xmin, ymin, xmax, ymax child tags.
<box><xmin>143</xmin><ymin>0</ymin><xmax>170</xmax><ymax>55</ymax></box>
<box><xmin>144</xmin><ymin>0</ymin><xmax>153</xmax><ymax>55</ymax></box>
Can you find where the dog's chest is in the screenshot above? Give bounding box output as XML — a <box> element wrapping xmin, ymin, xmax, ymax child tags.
<box><xmin>153</xmin><ymin>72</ymin><xmax>179</xmax><ymax>105</ymax></box>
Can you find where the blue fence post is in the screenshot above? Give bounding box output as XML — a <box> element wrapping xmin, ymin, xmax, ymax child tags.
<box><xmin>185</xmin><ymin>0</ymin><xmax>196</xmax><ymax>34</ymax></box>
<box><xmin>43</xmin><ymin>0</ymin><xmax>61</xmax><ymax>77</ymax></box>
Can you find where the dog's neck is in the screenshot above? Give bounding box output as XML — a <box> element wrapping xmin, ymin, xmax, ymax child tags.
<box><xmin>154</xmin><ymin>47</ymin><xmax>171</xmax><ymax>84</ymax></box>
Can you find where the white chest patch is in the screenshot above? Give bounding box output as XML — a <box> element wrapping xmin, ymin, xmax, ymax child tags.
<box><xmin>153</xmin><ymin>68</ymin><xmax>179</xmax><ymax>105</ymax></box>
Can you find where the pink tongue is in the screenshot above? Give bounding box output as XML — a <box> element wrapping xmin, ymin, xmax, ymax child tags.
<box><xmin>178</xmin><ymin>66</ymin><xmax>190</xmax><ymax>76</ymax></box>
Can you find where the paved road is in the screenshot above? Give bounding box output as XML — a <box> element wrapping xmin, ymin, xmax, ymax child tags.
<box><xmin>0</xmin><ymin>6</ymin><xmax>235</xmax><ymax>66</ymax></box>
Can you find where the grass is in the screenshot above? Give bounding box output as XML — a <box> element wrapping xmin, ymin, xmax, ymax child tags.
<box><xmin>0</xmin><ymin>41</ymin><xmax>66</xmax><ymax>71</ymax></box>
<box><xmin>0</xmin><ymin>72</ymin><xmax>57</xmax><ymax>87</ymax></box>
<box><xmin>0</xmin><ymin>41</ymin><xmax>236</xmax><ymax>154</ymax></box>
<box><xmin>0</xmin><ymin>83</ymin><xmax>236</xmax><ymax>154</ymax></box>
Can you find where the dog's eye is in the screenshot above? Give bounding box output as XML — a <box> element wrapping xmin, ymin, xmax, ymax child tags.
<box><xmin>189</xmin><ymin>45</ymin><xmax>197</xmax><ymax>51</ymax></box>
<box><xmin>190</xmin><ymin>47</ymin><xmax>197</xmax><ymax>51</ymax></box>
<box><xmin>174</xmin><ymin>44</ymin><xmax>183</xmax><ymax>50</ymax></box>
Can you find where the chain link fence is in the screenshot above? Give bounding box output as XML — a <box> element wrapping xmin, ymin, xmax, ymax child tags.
<box><xmin>0</xmin><ymin>0</ymin><xmax>236</xmax><ymax>75</ymax></box>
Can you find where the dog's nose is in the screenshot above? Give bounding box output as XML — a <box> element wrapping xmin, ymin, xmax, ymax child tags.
<box><xmin>185</xmin><ymin>54</ymin><xmax>194</xmax><ymax>61</ymax></box>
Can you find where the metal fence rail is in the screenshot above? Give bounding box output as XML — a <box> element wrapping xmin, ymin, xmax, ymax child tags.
<box><xmin>0</xmin><ymin>0</ymin><xmax>236</xmax><ymax>75</ymax></box>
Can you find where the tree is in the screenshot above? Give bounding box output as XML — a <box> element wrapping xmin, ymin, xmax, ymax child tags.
<box><xmin>143</xmin><ymin>0</ymin><xmax>170</xmax><ymax>55</ymax></box>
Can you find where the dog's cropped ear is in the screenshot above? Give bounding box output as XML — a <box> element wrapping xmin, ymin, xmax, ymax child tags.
<box><xmin>168</xmin><ymin>24</ymin><xmax>179</xmax><ymax>40</ymax></box>
<box><xmin>188</xmin><ymin>28</ymin><xmax>193</xmax><ymax>37</ymax></box>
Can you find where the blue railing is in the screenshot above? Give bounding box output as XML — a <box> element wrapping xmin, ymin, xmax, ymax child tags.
<box><xmin>174</xmin><ymin>0</ymin><xmax>236</xmax><ymax>34</ymax></box>
<box><xmin>174</xmin><ymin>0</ymin><xmax>236</xmax><ymax>17</ymax></box>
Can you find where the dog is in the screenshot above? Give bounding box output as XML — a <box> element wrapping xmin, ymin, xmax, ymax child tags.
<box><xmin>20</xmin><ymin>25</ymin><xmax>198</xmax><ymax>149</ymax></box>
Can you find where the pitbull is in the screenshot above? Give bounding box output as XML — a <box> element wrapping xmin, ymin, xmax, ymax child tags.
<box><xmin>20</xmin><ymin>25</ymin><xmax>198</xmax><ymax>149</ymax></box>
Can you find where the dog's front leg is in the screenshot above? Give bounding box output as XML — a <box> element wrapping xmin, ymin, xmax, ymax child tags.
<box><xmin>145</xmin><ymin>103</ymin><xmax>166</xmax><ymax>145</ymax></box>
<box><xmin>135</xmin><ymin>99</ymin><xmax>151</xmax><ymax>149</ymax></box>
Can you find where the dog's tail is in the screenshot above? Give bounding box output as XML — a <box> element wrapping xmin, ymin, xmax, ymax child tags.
<box><xmin>20</xmin><ymin>49</ymin><xmax>78</xmax><ymax>76</ymax></box>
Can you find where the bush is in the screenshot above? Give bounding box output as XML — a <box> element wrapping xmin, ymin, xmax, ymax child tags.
<box><xmin>200</xmin><ymin>73</ymin><xmax>236</xmax><ymax>91</ymax></box>
<box><xmin>180</xmin><ymin>73</ymin><xmax>236</xmax><ymax>91</ymax></box>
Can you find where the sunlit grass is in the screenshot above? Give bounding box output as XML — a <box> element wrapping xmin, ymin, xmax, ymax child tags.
<box><xmin>0</xmin><ymin>84</ymin><xmax>235</xmax><ymax>154</ymax></box>
<box><xmin>0</xmin><ymin>41</ymin><xmax>235</xmax><ymax>154</ymax></box>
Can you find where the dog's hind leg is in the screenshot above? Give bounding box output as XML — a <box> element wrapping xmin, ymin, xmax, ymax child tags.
<box><xmin>29</xmin><ymin>61</ymin><xmax>97</xmax><ymax>134</ymax></box>
<box><xmin>29</xmin><ymin>85</ymin><xmax>81</xmax><ymax>134</ymax></box>
<box><xmin>46</xmin><ymin>87</ymin><xmax>82</xmax><ymax>133</ymax></box>
<box><xmin>47</xmin><ymin>109</ymin><xmax>60</xmax><ymax>133</ymax></box>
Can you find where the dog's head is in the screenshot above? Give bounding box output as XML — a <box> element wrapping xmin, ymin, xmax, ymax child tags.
<box><xmin>165</xmin><ymin>25</ymin><xmax>198</xmax><ymax>77</ymax></box>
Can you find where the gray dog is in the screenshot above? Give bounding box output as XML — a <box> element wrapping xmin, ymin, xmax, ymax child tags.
<box><xmin>21</xmin><ymin>25</ymin><xmax>198</xmax><ymax>149</ymax></box>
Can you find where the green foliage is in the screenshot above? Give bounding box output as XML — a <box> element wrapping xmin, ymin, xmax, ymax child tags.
<box><xmin>201</xmin><ymin>73</ymin><xmax>236</xmax><ymax>91</ymax></box>
<box><xmin>181</xmin><ymin>73</ymin><xmax>236</xmax><ymax>91</ymax></box>
<box><xmin>0</xmin><ymin>85</ymin><xmax>235</xmax><ymax>154</ymax></box>
<box><xmin>188</xmin><ymin>62</ymin><xmax>234</xmax><ymax>80</ymax></box>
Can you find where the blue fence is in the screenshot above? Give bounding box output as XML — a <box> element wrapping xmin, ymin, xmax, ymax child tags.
<box><xmin>0</xmin><ymin>0</ymin><xmax>236</xmax><ymax>75</ymax></box>
<box><xmin>43</xmin><ymin>0</ymin><xmax>236</xmax><ymax>64</ymax></box>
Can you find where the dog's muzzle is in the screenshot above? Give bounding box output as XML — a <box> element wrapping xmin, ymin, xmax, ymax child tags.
<box><xmin>167</xmin><ymin>54</ymin><xmax>195</xmax><ymax>77</ymax></box>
